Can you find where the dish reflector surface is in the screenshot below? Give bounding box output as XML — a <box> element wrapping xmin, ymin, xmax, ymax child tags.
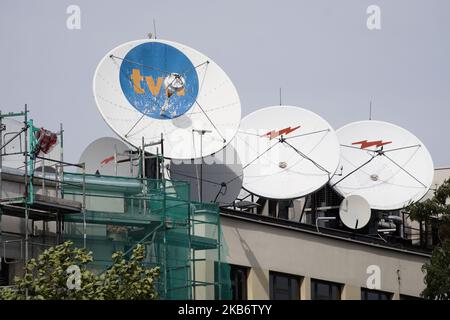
<box><xmin>93</xmin><ymin>39</ymin><xmax>241</xmax><ymax>159</ymax></box>
<box><xmin>235</xmin><ymin>106</ymin><xmax>340</xmax><ymax>199</ymax></box>
<box><xmin>167</xmin><ymin>144</ymin><xmax>243</xmax><ymax>205</ymax></box>
<box><xmin>339</xmin><ymin>195</ymin><xmax>371</xmax><ymax>230</ymax></box>
<box><xmin>78</xmin><ymin>137</ymin><xmax>134</xmax><ymax>177</ymax></box>
<box><xmin>330</xmin><ymin>120</ymin><xmax>434</xmax><ymax>210</ymax></box>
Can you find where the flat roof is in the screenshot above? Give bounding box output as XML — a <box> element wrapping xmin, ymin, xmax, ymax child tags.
<box><xmin>220</xmin><ymin>208</ymin><xmax>431</xmax><ymax>258</ymax></box>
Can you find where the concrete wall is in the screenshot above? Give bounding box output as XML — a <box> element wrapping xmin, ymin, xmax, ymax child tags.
<box><xmin>423</xmin><ymin>166</ymin><xmax>450</xmax><ymax>200</ymax></box>
<box><xmin>221</xmin><ymin>216</ymin><xmax>429</xmax><ymax>299</ymax></box>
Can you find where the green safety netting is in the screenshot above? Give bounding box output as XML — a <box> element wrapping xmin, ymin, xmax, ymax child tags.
<box><xmin>61</xmin><ymin>172</ymin><xmax>231</xmax><ymax>300</ymax></box>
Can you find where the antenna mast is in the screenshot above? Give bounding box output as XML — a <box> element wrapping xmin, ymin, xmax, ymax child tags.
<box><xmin>279</xmin><ymin>88</ymin><xmax>282</xmax><ymax>106</ymax></box>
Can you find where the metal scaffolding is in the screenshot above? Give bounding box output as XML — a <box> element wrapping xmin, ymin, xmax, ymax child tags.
<box><xmin>0</xmin><ymin>106</ymin><xmax>231</xmax><ymax>299</ymax></box>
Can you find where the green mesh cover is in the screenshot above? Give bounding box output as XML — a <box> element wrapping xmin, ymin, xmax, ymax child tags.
<box><xmin>61</xmin><ymin>172</ymin><xmax>231</xmax><ymax>300</ymax></box>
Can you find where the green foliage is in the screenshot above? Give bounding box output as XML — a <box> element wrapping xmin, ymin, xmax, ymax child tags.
<box><xmin>406</xmin><ymin>179</ymin><xmax>450</xmax><ymax>244</ymax></box>
<box><xmin>421</xmin><ymin>240</ymin><xmax>450</xmax><ymax>300</ymax></box>
<box><xmin>405</xmin><ymin>179</ymin><xmax>450</xmax><ymax>300</ymax></box>
<box><xmin>407</xmin><ymin>179</ymin><xmax>450</xmax><ymax>226</ymax></box>
<box><xmin>0</xmin><ymin>241</ymin><xmax>159</xmax><ymax>300</ymax></box>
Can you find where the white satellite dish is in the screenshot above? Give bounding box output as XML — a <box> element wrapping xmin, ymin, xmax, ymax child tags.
<box><xmin>1</xmin><ymin>118</ymin><xmax>61</xmax><ymax>170</ymax></box>
<box><xmin>330</xmin><ymin>120</ymin><xmax>434</xmax><ymax>210</ymax></box>
<box><xmin>167</xmin><ymin>143</ymin><xmax>243</xmax><ymax>205</ymax></box>
<box><xmin>234</xmin><ymin>106</ymin><xmax>340</xmax><ymax>199</ymax></box>
<box><xmin>78</xmin><ymin>137</ymin><xmax>135</xmax><ymax>177</ymax></box>
<box><xmin>93</xmin><ymin>39</ymin><xmax>241</xmax><ymax>159</ymax></box>
<box><xmin>339</xmin><ymin>195</ymin><xmax>371</xmax><ymax>230</ymax></box>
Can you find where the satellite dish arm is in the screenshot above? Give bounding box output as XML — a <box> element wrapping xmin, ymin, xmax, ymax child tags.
<box><xmin>213</xmin><ymin>182</ymin><xmax>227</xmax><ymax>203</ymax></box>
<box><xmin>381</xmin><ymin>153</ymin><xmax>427</xmax><ymax>188</ymax></box>
<box><xmin>191</xmin><ymin>98</ymin><xmax>227</xmax><ymax>143</ymax></box>
<box><xmin>330</xmin><ymin>155</ymin><xmax>377</xmax><ymax>188</ymax></box>
<box><xmin>382</xmin><ymin>144</ymin><xmax>421</xmax><ymax>153</ymax></box>
<box><xmin>282</xmin><ymin>139</ymin><xmax>330</xmax><ymax>176</ymax></box>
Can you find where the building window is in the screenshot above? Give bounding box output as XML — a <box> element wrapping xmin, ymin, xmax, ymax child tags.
<box><xmin>230</xmin><ymin>265</ymin><xmax>248</xmax><ymax>300</ymax></box>
<box><xmin>269</xmin><ymin>271</ymin><xmax>301</xmax><ymax>300</ymax></box>
<box><xmin>311</xmin><ymin>279</ymin><xmax>342</xmax><ymax>300</ymax></box>
<box><xmin>277</xmin><ymin>200</ymin><xmax>291</xmax><ymax>220</ymax></box>
<box><xmin>214</xmin><ymin>263</ymin><xmax>248</xmax><ymax>300</ymax></box>
<box><xmin>268</xmin><ymin>200</ymin><xmax>277</xmax><ymax>217</ymax></box>
<box><xmin>361</xmin><ymin>288</ymin><xmax>392</xmax><ymax>300</ymax></box>
<box><xmin>0</xmin><ymin>260</ymin><xmax>9</xmax><ymax>286</ymax></box>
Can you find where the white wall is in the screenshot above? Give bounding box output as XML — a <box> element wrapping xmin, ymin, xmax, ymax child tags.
<box><xmin>221</xmin><ymin>215</ymin><xmax>428</xmax><ymax>299</ymax></box>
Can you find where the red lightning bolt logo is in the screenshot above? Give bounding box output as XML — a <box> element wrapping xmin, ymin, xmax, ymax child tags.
<box><xmin>352</xmin><ymin>140</ymin><xmax>392</xmax><ymax>149</ymax></box>
<box><xmin>263</xmin><ymin>125</ymin><xmax>301</xmax><ymax>140</ymax></box>
<box><xmin>100</xmin><ymin>155</ymin><xmax>115</xmax><ymax>165</ymax></box>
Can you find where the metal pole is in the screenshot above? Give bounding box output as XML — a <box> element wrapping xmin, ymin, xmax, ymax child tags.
<box><xmin>41</xmin><ymin>158</ymin><xmax>45</xmax><ymax>195</ymax></box>
<box><xmin>161</xmin><ymin>133</ymin><xmax>165</xmax><ymax>180</ymax></box>
<box><xmin>59</xmin><ymin>123</ymin><xmax>64</xmax><ymax>191</ymax></box>
<box><xmin>0</xmin><ymin>111</ymin><xmax>3</xmax><ymax>208</ymax></box>
<box><xmin>0</xmin><ymin>111</ymin><xmax>3</xmax><ymax>244</ymax></box>
<box><xmin>200</xmin><ymin>135</ymin><xmax>203</xmax><ymax>202</ymax></box>
<box><xmin>59</xmin><ymin>123</ymin><xmax>64</xmax><ymax>162</ymax></box>
<box><xmin>192</xmin><ymin>129</ymin><xmax>211</xmax><ymax>203</ymax></box>
<box><xmin>142</xmin><ymin>137</ymin><xmax>147</xmax><ymax>214</ymax></box>
<box><xmin>156</xmin><ymin>147</ymin><xmax>159</xmax><ymax>180</ymax></box>
<box><xmin>217</xmin><ymin>213</ymin><xmax>222</xmax><ymax>300</ymax></box>
<box><xmin>192</xmin><ymin>206</ymin><xmax>196</xmax><ymax>300</ymax></box>
<box><xmin>59</xmin><ymin>123</ymin><xmax>64</xmax><ymax>200</ymax></box>
<box><xmin>114</xmin><ymin>144</ymin><xmax>118</xmax><ymax>176</ymax></box>
<box><xmin>163</xmin><ymin>172</ymin><xmax>168</xmax><ymax>298</ymax></box>
<box><xmin>187</xmin><ymin>206</ymin><xmax>193</xmax><ymax>299</ymax></box>
<box><xmin>130</xmin><ymin>151</ymin><xmax>133</xmax><ymax>177</ymax></box>
<box><xmin>82</xmin><ymin>163</ymin><xmax>86</xmax><ymax>248</ymax></box>
<box><xmin>142</xmin><ymin>137</ymin><xmax>146</xmax><ymax>178</ymax></box>
<box><xmin>279</xmin><ymin>87</ymin><xmax>282</xmax><ymax>106</ymax></box>
<box><xmin>163</xmin><ymin>223</ymin><xmax>168</xmax><ymax>298</ymax></box>
<box><xmin>23</xmin><ymin>104</ymin><xmax>29</xmax><ymax>298</ymax></box>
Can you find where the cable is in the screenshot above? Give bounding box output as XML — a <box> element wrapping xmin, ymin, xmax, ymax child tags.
<box><xmin>182</xmin><ymin>60</ymin><xmax>209</xmax><ymax>77</ymax></box>
<box><xmin>191</xmin><ymin>98</ymin><xmax>227</xmax><ymax>143</ymax></box>
<box><xmin>382</xmin><ymin>153</ymin><xmax>427</xmax><ymax>188</ymax></box>
<box><xmin>283</xmin><ymin>128</ymin><xmax>330</xmax><ymax>140</ymax></box>
<box><xmin>330</xmin><ymin>154</ymin><xmax>378</xmax><ymax>188</ymax></box>
<box><xmin>109</xmin><ymin>55</ymin><xmax>170</xmax><ymax>75</ymax></box>
<box><xmin>226</xmin><ymin>140</ymin><xmax>282</xmax><ymax>185</ymax></box>
<box><xmin>124</xmin><ymin>112</ymin><xmax>148</xmax><ymax>138</ymax></box>
<box><xmin>282</xmin><ymin>139</ymin><xmax>330</xmax><ymax>176</ymax></box>
<box><xmin>382</xmin><ymin>144</ymin><xmax>421</xmax><ymax>153</ymax></box>
<box><xmin>340</xmin><ymin>144</ymin><xmax>378</xmax><ymax>153</ymax></box>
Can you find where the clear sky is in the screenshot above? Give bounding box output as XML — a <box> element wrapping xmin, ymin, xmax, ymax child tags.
<box><xmin>1</xmin><ymin>0</ymin><xmax>449</xmax><ymax>166</ymax></box>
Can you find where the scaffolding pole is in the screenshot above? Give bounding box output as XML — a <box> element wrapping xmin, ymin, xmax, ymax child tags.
<box><xmin>23</xmin><ymin>104</ymin><xmax>29</xmax><ymax>298</ymax></box>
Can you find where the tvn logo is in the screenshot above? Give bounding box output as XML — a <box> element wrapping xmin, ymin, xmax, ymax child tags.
<box><xmin>129</xmin><ymin>69</ymin><xmax>185</xmax><ymax>96</ymax></box>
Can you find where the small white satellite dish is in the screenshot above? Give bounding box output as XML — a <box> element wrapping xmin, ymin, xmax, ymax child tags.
<box><xmin>93</xmin><ymin>39</ymin><xmax>241</xmax><ymax>159</ymax></box>
<box><xmin>330</xmin><ymin>120</ymin><xmax>434</xmax><ymax>210</ymax></box>
<box><xmin>167</xmin><ymin>143</ymin><xmax>243</xmax><ymax>205</ymax></box>
<box><xmin>339</xmin><ymin>195</ymin><xmax>371</xmax><ymax>230</ymax></box>
<box><xmin>78</xmin><ymin>137</ymin><xmax>135</xmax><ymax>177</ymax></box>
<box><xmin>234</xmin><ymin>106</ymin><xmax>340</xmax><ymax>199</ymax></box>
